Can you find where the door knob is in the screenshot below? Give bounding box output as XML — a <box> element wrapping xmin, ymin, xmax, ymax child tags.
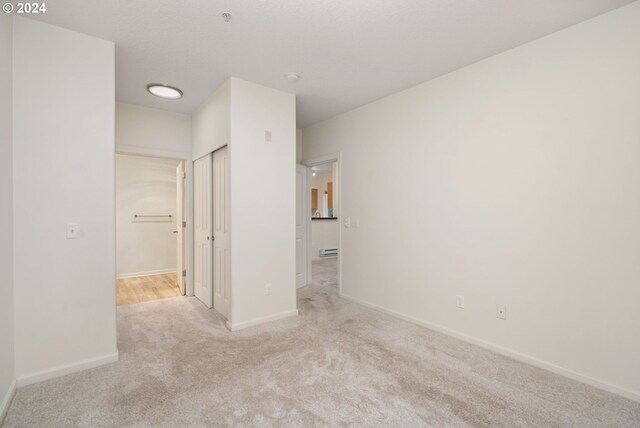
<box><xmin>173</xmin><ymin>230</ymin><xmax>178</xmax><ymax>234</ymax></box>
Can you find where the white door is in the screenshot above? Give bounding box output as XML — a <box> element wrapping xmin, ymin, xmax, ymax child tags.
<box><xmin>193</xmin><ymin>154</ymin><xmax>212</xmax><ymax>307</ymax></box>
<box><xmin>296</xmin><ymin>164</ymin><xmax>308</xmax><ymax>288</ymax></box>
<box><xmin>176</xmin><ymin>161</ymin><xmax>185</xmax><ymax>295</ymax></box>
<box><xmin>213</xmin><ymin>146</ymin><xmax>231</xmax><ymax>318</ymax></box>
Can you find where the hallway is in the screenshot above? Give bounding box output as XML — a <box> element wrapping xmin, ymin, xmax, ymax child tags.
<box><xmin>116</xmin><ymin>273</ymin><xmax>181</xmax><ymax>306</ymax></box>
<box><xmin>311</xmin><ymin>257</ymin><xmax>337</xmax><ymax>287</ymax></box>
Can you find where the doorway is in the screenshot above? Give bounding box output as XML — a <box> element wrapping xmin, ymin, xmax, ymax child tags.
<box><xmin>298</xmin><ymin>154</ymin><xmax>341</xmax><ymax>291</ymax></box>
<box><xmin>310</xmin><ymin>161</ymin><xmax>339</xmax><ymax>287</ymax></box>
<box><xmin>193</xmin><ymin>146</ymin><xmax>231</xmax><ymax>318</ymax></box>
<box><xmin>115</xmin><ymin>153</ymin><xmax>186</xmax><ymax>305</ymax></box>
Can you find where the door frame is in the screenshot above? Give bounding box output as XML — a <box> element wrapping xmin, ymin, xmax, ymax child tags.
<box><xmin>176</xmin><ymin>160</ymin><xmax>186</xmax><ymax>295</ymax></box>
<box><xmin>295</xmin><ymin>164</ymin><xmax>309</xmax><ymax>288</ymax></box>
<box><xmin>115</xmin><ymin>146</ymin><xmax>194</xmax><ymax>297</ymax></box>
<box><xmin>303</xmin><ymin>152</ymin><xmax>342</xmax><ymax>294</ymax></box>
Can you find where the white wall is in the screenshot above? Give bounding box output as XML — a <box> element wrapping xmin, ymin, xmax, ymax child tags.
<box><xmin>193</xmin><ymin>78</ymin><xmax>297</xmax><ymax>328</ymax></box>
<box><xmin>0</xmin><ymin>13</ymin><xmax>15</xmax><ymax>420</ymax></box>
<box><xmin>12</xmin><ymin>18</ymin><xmax>117</xmax><ymax>384</ymax></box>
<box><xmin>191</xmin><ymin>79</ymin><xmax>230</xmax><ymax>161</ymax></box>
<box><xmin>302</xmin><ymin>2</ymin><xmax>640</xmax><ymax>400</ymax></box>
<box><xmin>229</xmin><ymin>78</ymin><xmax>297</xmax><ymax>329</ymax></box>
<box><xmin>332</xmin><ymin>162</ymin><xmax>339</xmax><ymax>217</ymax></box>
<box><xmin>296</xmin><ymin>129</ymin><xmax>302</xmax><ymax>163</ymax></box>
<box><xmin>116</xmin><ymin>154</ymin><xmax>180</xmax><ymax>277</ymax></box>
<box><xmin>311</xmin><ymin>220</ymin><xmax>339</xmax><ymax>261</ymax></box>
<box><xmin>115</xmin><ymin>102</ymin><xmax>191</xmax><ymax>159</ymax></box>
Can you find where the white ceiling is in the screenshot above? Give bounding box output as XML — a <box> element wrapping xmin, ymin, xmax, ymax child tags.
<box><xmin>29</xmin><ymin>0</ymin><xmax>634</xmax><ymax>128</ymax></box>
<box><xmin>312</xmin><ymin>163</ymin><xmax>334</xmax><ymax>174</ymax></box>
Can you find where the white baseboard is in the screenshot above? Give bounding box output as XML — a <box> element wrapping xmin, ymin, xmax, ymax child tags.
<box><xmin>116</xmin><ymin>269</ymin><xmax>176</xmax><ymax>279</ymax></box>
<box><xmin>339</xmin><ymin>292</ymin><xmax>640</xmax><ymax>403</ymax></box>
<box><xmin>226</xmin><ymin>309</ymin><xmax>299</xmax><ymax>331</ymax></box>
<box><xmin>0</xmin><ymin>379</ymin><xmax>16</xmax><ymax>425</ymax></box>
<box><xmin>16</xmin><ymin>352</ymin><xmax>119</xmax><ymax>387</ymax></box>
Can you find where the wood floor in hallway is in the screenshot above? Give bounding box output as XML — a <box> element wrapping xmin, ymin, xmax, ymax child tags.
<box><xmin>116</xmin><ymin>273</ymin><xmax>181</xmax><ymax>306</ymax></box>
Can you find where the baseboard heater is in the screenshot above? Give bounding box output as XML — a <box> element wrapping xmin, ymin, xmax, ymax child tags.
<box><xmin>319</xmin><ymin>248</ymin><xmax>338</xmax><ymax>257</ymax></box>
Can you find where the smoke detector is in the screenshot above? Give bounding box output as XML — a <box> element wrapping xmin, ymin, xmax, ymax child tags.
<box><xmin>221</xmin><ymin>12</ymin><xmax>232</xmax><ymax>22</ymax></box>
<box><xmin>285</xmin><ymin>72</ymin><xmax>300</xmax><ymax>83</ymax></box>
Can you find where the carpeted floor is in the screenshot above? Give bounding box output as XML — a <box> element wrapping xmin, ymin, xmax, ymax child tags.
<box><xmin>311</xmin><ymin>257</ymin><xmax>337</xmax><ymax>287</ymax></box>
<box><xmin>4</xmin><ymin>278</ymin><xmax>640</xmax><ymax>426</ymax></box>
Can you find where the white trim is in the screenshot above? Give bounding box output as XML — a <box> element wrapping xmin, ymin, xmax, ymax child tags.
<box><xmin>0</xmin><ymin>379</ymin><xmax>16</xmax><ymax>425</ymax></box>
<box><xmin>185</xmin><ymin>159</ymin><xmax>194</xmax><ymax>296</ymax></box>
<box><xmin>305</xmin><ymin>167</ymin><xmax>313</xmax><ymax>285</ymax></box>
<box><xmin>116</xmin><ymin>268</ymin><xmax>177</xmax><ymax>279</ymax></box>
<box><xmin>225</xmin><ymin>309</ymin><xmax>299</xmax><ymax>331</ymax></box>
<box><xmin>16</xmin><ymin>352</ymin><xmax>119</xmax><ymax>387</ymax></box>
<box><xmin>296</xmin><ymin>163</ymin><xmax>309</xmax><ymax>288</ymax></box>
<box><xmin>339</xmin><ymin>292</ymin><xmax>640</xmax><ymax>403</ymax></box>
<box><xmin>116</xmin><ymin>144</ymin><xmax>190</xmax><ymax>161</ymax></box>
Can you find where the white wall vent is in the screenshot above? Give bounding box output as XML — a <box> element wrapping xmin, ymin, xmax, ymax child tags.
<box><xmin>319</xmin><ymin>248</ymin><xmax>338</xmax><ymax>257</ymax></box>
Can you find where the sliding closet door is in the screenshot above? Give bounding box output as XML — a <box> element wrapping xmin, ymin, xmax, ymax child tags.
<box><xmin>213</xmin><ymin>146</ymin><xmax>231</xmax><ymax>318</ymax></box>
<box><xmin>193</xmin><ymin>154</ymin><xmax>212</xmax><ymax>307</ymax></box>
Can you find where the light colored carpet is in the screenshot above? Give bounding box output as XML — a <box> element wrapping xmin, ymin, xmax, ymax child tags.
<box><xmin>4</xmin><ymin>284</ymin><xmax>640</xmax><ymax>427</ymax></box>
<box><xmin>311</xmin><ymin>257</ymin><xmax>337</xmax><ymax>287</ymax></box>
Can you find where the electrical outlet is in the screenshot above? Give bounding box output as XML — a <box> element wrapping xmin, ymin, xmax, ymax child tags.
<box><xmin>496</xmin><ymin>305</ymin><xmax>506</xmax><ymax>320</ymax></box>
<box><xmin>456</xmin><ymin>295</ymin><xmax>465</xmax><ymax>309</ymax></box>
<box><xmin>265</xmin><ymin>283</ymin><xmax>272</xmax><ymax>295</ymax></box>
<box><xmin>264</xmin><ymin>130</ymin><xmax>272</xmax><ymax>142</ymax></box>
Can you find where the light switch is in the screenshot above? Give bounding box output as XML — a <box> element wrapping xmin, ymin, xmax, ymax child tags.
<box><xmin>66</xmin><ymin>223</ymin><xmax>79</xmax><ymax>239</ymax></box>
<box><xmin>496</xmin><ymin>305</ymin><xmax>507</xmax><ymax>320</ymax></box>
<box><xmin>264</xmin><ymin>130</ymin><xmax>272</xmax><ymax>142</ymax></box>
<box><xmin>344</xmin><ymin>217</ymin><xmax>351</xmax><ymax>228</ymax></box>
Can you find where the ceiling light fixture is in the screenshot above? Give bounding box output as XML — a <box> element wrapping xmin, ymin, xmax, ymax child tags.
<box><xmin>221</xmin><ymin>12</ymin><xmax>232</xmax><ymax>22</ymax></box>
<box><xmin>146</xmin><ymin>84</ymin><xmax>183</xmax><ymax>100</ymax></box>
<box><xmin>312</xmin><ymin>172</ymin><xmax>317</xmax><ymax>176</ymax></box>
<box><xmin>285</xmin><ymin>72</ymin><xmax>300</xmax><ymax>83</ymax></box>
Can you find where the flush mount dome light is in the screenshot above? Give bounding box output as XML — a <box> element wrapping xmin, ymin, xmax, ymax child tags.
<box><xmin>146</xmin><ymin>84</ymin><xmax>183</xmax><ymax>100</ymax></box>
<box><xmin>285</xmin><ymin>72</ymin><xmax>300</xmax><ymax>83</ymax></box>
